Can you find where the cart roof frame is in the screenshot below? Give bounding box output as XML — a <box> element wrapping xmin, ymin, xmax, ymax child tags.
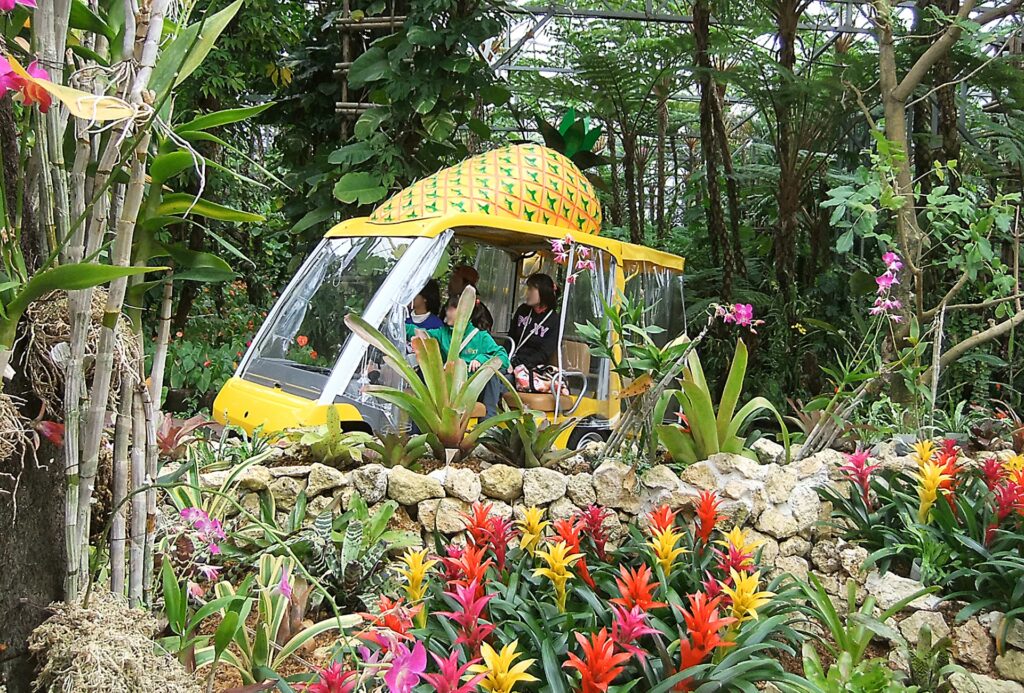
<box><xmin>324</xmin><ymin>213</ymin><xmax>685</xmax><ymax>273</ymax></box>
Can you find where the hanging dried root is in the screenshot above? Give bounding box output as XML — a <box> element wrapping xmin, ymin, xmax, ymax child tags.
<box><xmin>0</xmin><ymin>392</ymin><xmax>29</xmax><ymax>461</ymax></box>
<box><xmin>23</xmin><ymin>290</ymin><xmax>141</xmax><ymax>419</ymax></box>
<box><xmin>27</xmin><ymin>589</ymin><xmax>203</xmax><ymax>693</ymax></box>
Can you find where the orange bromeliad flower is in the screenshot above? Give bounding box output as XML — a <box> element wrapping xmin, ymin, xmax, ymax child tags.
<box><xmin>674</xmin><ymin>592</ymin><xmax>736</xmax><ymax>691</ymax></box>
<box><xmin>551</xmin><ymin>518</ymin><xmax>595</xmax><ymax>589</ymax></box>
<box><xmin>609</xmin><ymin>564</ymin><xmax>666</xmax><ymax>612</ymax></box>
<box><xmin>444</xmin><ymin>543</ymin><xmax>493</xmax><ymax>596</ymax></box>
<box><xmin>358</xmin><ymin>595</ymin><xmax>421</xmax><ymax>650</ymax></box>
<box><xmin>647</xmin><ymin>504</ymin><xmax>679</xmax><ymax>535</ymax></box>
<box><xmin>563</xmin><ymin>628</ymin><xmax>631</xmax><ymax>693</ymax></box>
<box><xmin>461</xmin><ymin>501</ymin><xmax>496</xmax><ymax>548</ymax></box>
<box><xmin>694</xmin><ymin>491</ymin><xmax>725</xmax><ymax>544</ymax></box>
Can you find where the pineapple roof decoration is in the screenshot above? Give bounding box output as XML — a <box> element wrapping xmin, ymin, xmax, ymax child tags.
<box><xmin>370</xmin><ymin>143</ymin><xmax>602</xmax><ymax>235</ymax></box>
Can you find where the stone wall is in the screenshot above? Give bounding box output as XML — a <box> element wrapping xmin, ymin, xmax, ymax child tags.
<box><xmin>203</xmin><ymin>442</ymin><xmax>1024</xmax><ymax>691</ymax></box>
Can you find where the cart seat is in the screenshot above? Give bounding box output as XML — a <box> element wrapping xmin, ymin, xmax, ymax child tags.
<box><xmin>501</xmin><ymin>340</ymin><xmax>590</xmax><ymax>413</ymax></box>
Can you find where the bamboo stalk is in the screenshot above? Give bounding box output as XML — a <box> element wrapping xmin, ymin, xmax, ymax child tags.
<box><xmin>128</xmin><ymin>388</ymin><xmax>145</xmax><ymax>605</ymax></box>
<box><xmin>140</xmin><ymin>377</ymin><xmax>158</xmax><ymax>603</ymax></box>
<box><xmin>109</xmin><ymin>379</ymin><xmax>132</xmax><ymax>595</ymax></box>
<box><xmin>148</xmin><ymin>281</ymin><xmax>173</xmax><ymax>407</ymax></box>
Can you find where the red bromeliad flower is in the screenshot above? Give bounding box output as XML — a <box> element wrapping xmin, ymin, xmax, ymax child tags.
<box><xmin>714</xmin><ymin>543</ymin><xmax>754</xmax><ymax>577</ymax></box>
<box><xmin>443</xmin><ymin>544</ymin><xmax>493</xmax><ymax>597</ymax></box>
<box><xmin>551</xmin><ymin>518</ymin><xmax>595</xmax><ymax>589</ymax></box>
<box><xmin>982</xmin><ymin>458</ymin><xmax>1007</xmax><ymax>490</ymax></box>
<box><xmin>436</xmin><ymin>579</ymin><xmax>496</xmax><ymax>657</ymax></box>
<box><xmin>647</xmin><ymin>504</ymin><xmax>678</xmax><ymax>535</ymax></box>
<box><xmin>461</xmin><ymin>502</ymin><xmax>495</xmax><ymax>548</ymax></box>
<box><xmin>701</xmin><ymin>570</ymin><xmax>723</xmax><ymax>599</ymax></box>
<box><xmin>578</xmin><ymin>505</ymin><xmax>611</xmax><ymax>560</ymax></box>
<box><xmin>358</xmin><ymin>595</ymin><xmax>419</xmax><ymax>649</ymax></box>
<box><xmin>564</xmin><ymin>628</ymin><xmax>632</xmax><ymax>693</ymax></box>
<box><xmin>609</xmin><ymin>564</ymin><xmax>665</xmax><ymax>612</ymax></box>
<box><xmin>484</xmin><ymin>514</ymin><xmax>518</xmax><ymax>573</ymax></box>
<box><xmin>986</xmin><ymin>482</ymin><xmax>1024</xmax><ymax>544</ymax></box>
<box><xmin>673</xmin><ymin>592</ymin><xmax>736</xmax><ymax>691</ymax></box>
<box><xmin>421</xmin><ymin>651</ymin><xmax>486</xmax><ymax>693</ymax></box>
<box><xmin>936</xmin><ymin>447</ymin><xmax>964</xmax><ymax>514</ymax></box>
<box><xmin>441</xmin><ymin>544</ymin><xmax>466</xmax><ymax>583</ymax></box>
<box><xmin>610</xmin><ymin>604</ymin><xmax>658</xmax><ymax>658</ymax></box>
<box><xmin>839</xmin><ymin>450</ymin><xmax>880</xmax><ymax>508</ymax></box>
<box><xmin>694</xmin><ymin>491</ymin><xmax>725</xmax><ymax>545</ymax></box>
<box><xmin>300</xmin><ymin>661</ymin><xmax>358</xmax><ymax>693</ymax></box>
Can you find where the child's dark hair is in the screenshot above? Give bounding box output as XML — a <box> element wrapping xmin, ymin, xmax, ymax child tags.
<box><xmin>526</xmin><ymin>272</ymin><xmax>557</xmax><ymax>309</ymax></box>
<box><xmin>447</xmin><ymin>295</ymin><xmax>494</xmax><ymax>332</ymax></box>
<box><xmin>418</xmin><ymin>279</ymin><xmax>442</xmax><ymax>316</ymax></box>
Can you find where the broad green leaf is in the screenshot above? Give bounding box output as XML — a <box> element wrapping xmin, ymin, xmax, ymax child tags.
<box><xmin>70</xmin><ymin>0</ymin><xmax>115</xmax><ymax>42</ymax></box>
<box><xmin>347</xmin><ymin>46</ymin><xmax>390</xmax><ymax>87</ymax></box>
<box><xmin>422</xmin><ymin>111</ymin><xmax>457</xmax><ymax>141</ymax></box>
<box><xmin>150</xmin><ymin>151</ymin><xmax>197</xmax><ymax>184</ymax></box>
<box><xmin>327</xmin><ymin>142</ymin><xmax>375</xmax><ymax>166</ymax></box>
<box><xmin>213</xmin><ymin>610</ymin><xmax>239</xmax><ymax>658</ymax></box>
<box><xmin>354</xmin><ymin>108</ymin><xmax>389</xmax><ymax>140</ymax></box>
<box><xmin>149</xmin><ymin>0</ymin><xmax>242</xmax><ymax>99</ymax></box>
<box><xmin>716</xmin><ymin>339</ymin><xmax>748</xmax><ymax>442</ymax></box>
<box><xmin>157</xmin><ymin>193</ymin><xmax>264</xmax><ymax>223</ymax></box>
<box><xmin>332</xmin><ymin>172</ymin><xmax>387</xmax><ymax>206</ymax></box>
<box><xmin>291</xmin><ymin>207</ymin><xmax>336</xmax><ymax>233</ymax></box>
<box><xmin>175</xmin><ymin>103</ymin><xmax>274</xmax><ymax>133</ymax></box>
<box><xmin>157</xmin><ymin>243</ymin><xmax>235</xmax><ymax>282</ymax></box>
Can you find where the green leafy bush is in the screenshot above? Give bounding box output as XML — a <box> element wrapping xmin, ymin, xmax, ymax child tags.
<box><xmin>480</xmin><ymin>411</ymin><xmax>579</xmax><ymax>469</ymax></box>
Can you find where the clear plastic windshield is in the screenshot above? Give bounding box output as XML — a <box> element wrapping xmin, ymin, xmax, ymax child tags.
<box><xmin>240</xmin><ymin>236</ymin><xmax>421</xmax><ymax>399</ymax></box>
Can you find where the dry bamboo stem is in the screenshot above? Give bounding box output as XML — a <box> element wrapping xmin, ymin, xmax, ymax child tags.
<box><xmin>140</xmin><ymin>379</ymin><xmax>158</xmax><ymax>603</ymax></box>
<box><xmin>109</xmin><ymin>379</ymin><xmax>132</xmax><ymax>595</ymax></box>
<box><xmin>128</xmin><ymin>388</ymin><xmax>145</xmax><ymax>605</ymax></box>
<box><xmin>148</xmin><ymin>281</ymin><xmax>173</xmax><ymax>407</ymax></box>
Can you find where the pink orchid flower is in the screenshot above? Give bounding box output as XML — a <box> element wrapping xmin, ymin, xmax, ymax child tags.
<box><xmin>196</xmin><ymin>564</ymin><xmax>220</xmax><ymax>581</ymax></box>
<box><xmin>278</xmin><ymin>567</ymin><xmax>293</xmax><ymax>600</ymax></box>
<box><xmin>882</xmin><ymin>251</ymin><xmax>903</xmax><ymax>273</ymax></box>
<box><xmin>383</xmin><ymin>641</ymin><xmax>426</xmax><ymax>693</ymax></box>
<box><xmin>0</xmin><ymin>0</ymin><xmax>36</xmax><ymax>11</ymax></box>
<box><xmin>875</xmin><ymin>271</ymin><xmax>898</xmax><ymax>293</ymax></box>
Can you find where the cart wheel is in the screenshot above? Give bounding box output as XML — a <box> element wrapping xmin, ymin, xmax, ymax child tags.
<box><xmin>567</xmin><ymin>428</ymin><xmax>609</xmax><ymax>451</ymax></box>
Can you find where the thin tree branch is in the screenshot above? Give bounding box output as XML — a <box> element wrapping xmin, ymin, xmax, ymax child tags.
<box><xmin>893</xmin><ymin>0</ymin><xmax>980</xmax><ymax>101</ymax></box>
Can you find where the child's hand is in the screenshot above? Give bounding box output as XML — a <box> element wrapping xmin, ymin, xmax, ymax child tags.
<box><xmin>469</xmin><ymin>359</ymin><xmax>481</xmax><ymax>372</ymax></box>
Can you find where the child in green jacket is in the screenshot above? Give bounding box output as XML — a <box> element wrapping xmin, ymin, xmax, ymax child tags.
<box><xmin>406</xmin><ymin>296</ymin><xmax>509</xmax><ymax>414</ymax></box>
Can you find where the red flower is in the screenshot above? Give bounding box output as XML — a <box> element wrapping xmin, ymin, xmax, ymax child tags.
<box><xmin>441</xmin><ymin>544</ymin><xmax>466</xmax><ymax>583</ymax></box>
<box><xmin>551</xmin><ymin>518</ymin><xmax>595</xmax><ymax>588</ymax></box>
<box><xmin>461</xmin><ymin>501</ymin><xmax>495</xmax><ymax>549</ymax></box>
<box><xmin>982</xmin><ymin>458</ymin><xmax>1006</xmax><ymax>490</ymax></box>
<box><xmin>35</xmin><ymin>420</ymin><xmax>65</xmax><ymax>447</ymax></box>
<box><xmin>300</xmin><ymin>661</ymin><xmax>357</xmax><ymax>693</ymax></box>
<box><xmin>987</xmin><ymin>482</ymin><xmax>1024</xmax><ymax>544</ymax></box>
<box><xmin>577</xmin><ymin>505</ymin><xmax>611</xmax><ymax>560</ymax></box>
<box><xmin>358</xmin><ymin>595</ymin><xmax>419</xmax><ymax>649</ymax></box>
<box><xmin>436</xmin><ymin>579</ymin><xmax>495</xmax><ymax>657</ymax></box>
<box><xmin>714</xmin><ymin>543</ymin><xmax>754</xmax><ymax>576</ymax></box>
<box><xmin>839</xmin><ymin>450</ymin><xmax>880</xmax><ymax>508</ymax></box>
<box><xmin>610</xmin><ymin>604</ymin><xmax>658</xmax><ymax>658</ymax></box>
<box><xmin>421</xmin><ymin>651</ymin><xmax>486</xmax><ymax>693</ymax></box>
<box><xmin>443</xmin><ymin>543</ymin><xmax>493</xmax><ymax>597</ymax></box>
<box><xmin>694</xmin><ymin>491</ymin><xmax>725</xmax><ymax>545</ymax></box>
<box><xmin>296</xmin><ymin>334</ymin><xmax>309</xmax><ymax>347</ymax></box>
<box><xmin>564</xmin><ymin>628</ymin><xmax>631</xmax><ymax>693</ymax></box>
<box><xmin>609</xmin><ymin>564</ymin><xmax>665</xmax><ymax>612</ymax></box>
<box><xmin>673</xmin><ymin>592</ymin><xmax>736</xmax><ymax>691</ymax></box>
<box><xmin>484</xmin><ymin>514</ymin><xmax>517</xmax><ymax>573</ymax></box>
<box><xmin>646</xmin><ymin>504</ymin><xmax>678</xmax><ymax>535</ymax></box>
<box><xmin>936</xmin><ymin>448</ymin><xmax>964</xmax><ymax>514</ymax></box>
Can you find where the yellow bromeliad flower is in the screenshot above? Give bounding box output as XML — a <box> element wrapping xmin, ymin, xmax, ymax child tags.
<box><xmin>397</xmin><ymin>548</ymin><xmax>437</xmax><ymax>627</ymax></box>
<box><xmin>1004</xmin><ymin>453</ymin><xmax>1024</xmax><ymax>475</ymax></box>
<box><xmin>912</xmin><ymin>440</ymin><xmax>936</xmax><ymax>468</ymax></box>
<box><xmin>534</xmin><ymin>541</ymin><xmax>582</xmax><ymax>612</ymax></box>
<box><xmin>916</xmin><ymin>460</ymin><xmax>952</xmax><ymax>524</ymax></box>
<box><xmin>721</xmin><ymin>569</ymin><xmax>775</xmax><ymax>622</ymax></box>
<box><xmin>647</xmin><ymin>525</ymin><xmax>687</xmax><ymax>578</ymax></box>
<box><xmin>469</xmin><ymin>639</ymin><xmax>538</xmax><ymax>693</ymax></box>
<box><xmin>517</xmin><ymin>506</ymin><xmax>549</xmax><ymax>556</ymax></box>
<box><xmin>714</xmin><ymin>526</ymin><xmax>763</xmax><ymax>557</ymax></box>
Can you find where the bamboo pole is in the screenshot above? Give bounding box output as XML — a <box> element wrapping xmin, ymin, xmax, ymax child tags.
<box><xmin>140</xmin><ymin>378</ymin><xmax>158</xmax><ymax>603</ymax></box>
<box><xmin>77</xmin><ymin>0</ymin><xmax>169</xmax><ymax>576</ymax></box>
<box><xmin>148</xmin><ymin>281</ymin><xmax>173</xmax><ymax>407</ymax></box>
<box><xmin>109</xmin><ymin>379</ymin><xmax>132</xmax><ymax>595</ymax></box>
<box><xmin>128</xmin><ymin>388</ymin><xmax>145</xmax><ymax>605</ymax></box>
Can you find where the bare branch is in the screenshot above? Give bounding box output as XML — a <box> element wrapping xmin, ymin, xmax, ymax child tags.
<box><xmin>893</xmin><ymin>0</ymin><xmax>980</xmax><ymax>101</ymax></box>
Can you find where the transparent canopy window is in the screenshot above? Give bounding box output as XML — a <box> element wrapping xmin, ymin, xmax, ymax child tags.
<box><xmin>242</xmin><ymin>236</ymin><xmax>417</xmax><ymax>398</ymax></box>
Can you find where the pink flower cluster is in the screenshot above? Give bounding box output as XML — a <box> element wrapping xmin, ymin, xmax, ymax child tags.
<box><xmin>0</xmin><ymin>0</ymin><xmax>35</xmax><ymax>12</ymax></box>
<box><xmin>870</xmin><ymin>251</ymin><xmax>903</xmax><ymax>322</ymax></box>
<box><xmin>550</xmin><ymin>234</ymin><xmax>596</xmax><ymax>285</ymax></box>
<box><xmin>0</xmin><ymin>56</ymin><xmax>50</xmax><ymax>112</ymax></box>
<box><xmin>716</xmin><ymin>303</ymin><xmax>764</xmax><ymax>332</ymax></box>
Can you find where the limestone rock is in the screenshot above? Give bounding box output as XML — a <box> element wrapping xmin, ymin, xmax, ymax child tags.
<box><xmin>707</xmin><ymin>452</ymin><xmax>770</xmax><ymax>481</ymax></box>
<box><xmin>489</xmin><ymin>499</ymin><xmax>514</xmax><ymax>520</ymax></box>
<box><xmin>766</xmin><ymin>467</ymin><xmax>799</xmax><ymax>504</ymax></box>
<box><xmin>523</xmin><ymin>468</ymin><xmax>568</xmax><ymax>506</ymax></box>
<box><xmin>593</xmin><ymin>460</ymin><xmax>642</xmax><ymax>513</ymax></box>
<box><xmin>269</xmin><ymin>476</ymin><xmax>304</xmax><ymax>510</ymax></box>
<box><xmin>240</xmin><ymin>492</ymin><xmax>260</xmax><ymax>516</ymax></box>
<box><xmin>981</xmin><ymin>612</ymin><xmax>1024</xmax><ymax>651</ymax></box>
<box><xmin>756</xmin><ymin>505</ymin><xmax>801</xmax><ymax>538</ymax></box>
<box><xmin>748</xmin><ymin>529</ymin><xmax>779</xmax><ymax>567</ymax></box>
<box><xmin>238</xmin><ymin>465</ymin><xmax>274</xmax><ymax>491</ymax></box>
<box><xmin>307</xmin><ymin>494</ymin><xmax>333</xmax><ymax>516</ymax></box>
<box><xmin>352</xmin><ymin>464</ymin><xmax>388</xmax><ymax>504</ymax></box>
<box><xmin>780</xmin><ymin>537</ymin><xmax>811</xmax><ymax>558</ymax></box>
<box><xmin>434</xmin><ymin>498</ymin><xmax>472</xmax><ymax>534</ymax></box>
<box><xmin>678</xmin><ymin>461</ymin><xmax>719</xmax><ymax>491</ymax></box>
<box><xmin>307</xmin><ymin>463</ymin><xmax>347</xmax><ymax>497</ymax></box>
<box><xmin>954</xmin><ymin>619</ymin><xmax>995</xmax><ymax>671</ymax></box>
<box><xmin>751</xmin><ymin>438</ymin><xmax>786</xmax><ymax>465</ymax></box>
<box><xmin>996</xmin><ymin>650</ymin><xmax>1024</xmax><ymax>683</ymax></box>
<box><xmin>566</xmin><ymin>473</ymin><xmax>596</xmax><ymax>507</ymax></box>
<box><xmin>479</xmin><ymin>464</ymin><xmax>524</xmax><ymax>502</ymax></box>
<box><xmin>548</xmin><ymin>496</ymin><xmax>581</xmax><ymax>521</ymax></box>
<box><xmin>810</xmin><ymin>539</ymin><xmax>841</xmax><ymax>573</ymax></box>
<box><xmin>776</xmin><ymin>555</ymin><xmax>810</xmax><ymax>581</ymax></box>
<box><xmin>388</xmin><ymin>467</ymin><xmax>444</xmax><ymax>505</ymax></box>
<box><xmin>269</xmin><ymin>465</ymin><xmax>313</xmax><ymax>478</ymax></box>
<box><xmin>418</xmin><ymin>499</ymin><xmax>440</xmax><ymax>532</ymax></box>
<box><xmin>950</xmin><ymin>672</ymin><xmax>1023</xmax><ymax>693</ymax></box>
<box><xmin>899</xmin><ymin>610</ymin><xmax>951</xmax><ymax>644</ymax></box>
<box><xmin>839</xmin><ymin>545</ymin><xmax>869</xmax><ymax>581</ymax></box>
<box><xmin>864</xmin><ymin>571</ymin><xmax>941</xmax><ymax>612</ymax></box>
<box><xmin>444</xmin><ymin>467</ymin><xmax>482</xmax><ymax>503</ymax></box>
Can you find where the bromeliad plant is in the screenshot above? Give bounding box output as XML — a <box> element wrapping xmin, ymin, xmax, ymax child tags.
<box><xmin>331</xmin><ymin>495</ymin><xmax>805</xmax><ymax>692</ymax></box>
<box><xmin>480</xmin><ymin>410</ymin><xmax>579</xmax><ymax>469</ymax></box>
<box><xmin>345</xmin><ymin>285</ymin><xmax>519</xmax><ymax>457</ymax></box>
<box><xmin>656</xmin><ymin>338</ymin><xmax>791</xmax><ymax>466</ymax></box>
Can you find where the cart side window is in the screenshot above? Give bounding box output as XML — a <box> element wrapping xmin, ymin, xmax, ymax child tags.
<box><xmin>561</xmin><ymin>246</ymin><xmax>615</xmax><ymax>399</ymax></box>
<box><xmin>474</xmin><ymin>246</ymin><xmax>517</xmax><ymax>334</ymax></box>
<box><xmin>624</xmin><ymin>265</ymin><xmax>682</xmax><ymax>346</ymax></box>
<box><xmin>241</xmin><ymin>236</ymin><xmax>413</xmax><ymax>397</ymax></box>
